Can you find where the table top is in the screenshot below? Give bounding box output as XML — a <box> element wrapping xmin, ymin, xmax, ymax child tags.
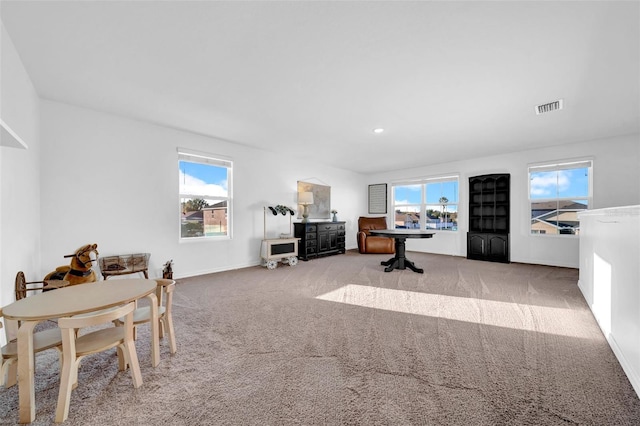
<box><xmin>369</xmin><ymin>229</ymin><xmax>435</xmax><ymax>239</ymax></box>
<box><xmin>3</xmin><ymin>278</ymin><xmax>156</xmax><ymax>321</ymax></box>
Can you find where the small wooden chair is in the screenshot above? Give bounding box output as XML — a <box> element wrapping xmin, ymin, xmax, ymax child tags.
<box><xmin>115</xmin><ymin>279</ymin><xmax>177</xmax><ymax>358</ymax></box>
<box><xmin>55</xmin><ymin>302</ymin><xmax>142</xmax><ymax>423</ymax></box>
<box><xmin>0</xmin><ymin>307</ymin><xmax>63</xmax><ymax>388</ymax></box>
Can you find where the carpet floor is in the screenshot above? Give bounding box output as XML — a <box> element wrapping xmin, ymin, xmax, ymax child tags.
<box><xmin>1</xmin><ymin>250</ymin><xmax>639</xmax><ymax>425</ymax></box>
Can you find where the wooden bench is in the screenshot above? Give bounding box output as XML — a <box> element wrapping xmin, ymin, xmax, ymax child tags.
<box><xmin>98</xmin><ymin>253</ymin><xmax>150</xmax><ymax>280</ymax></box>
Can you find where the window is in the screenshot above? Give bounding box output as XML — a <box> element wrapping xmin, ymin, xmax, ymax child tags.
<box><xmin>392</xmin><ymin>176</ymin><xmax>459</xmax><ymax>231</ymax></box>
<box><xmin>529</xmin><ymin>159</ymin><xmax>592</xmax><ymax>236</ymax></box>
<box><xmin>178</xmin><ymin>149</ymin><xmax>232</xmax><ymax>240</ymax></box>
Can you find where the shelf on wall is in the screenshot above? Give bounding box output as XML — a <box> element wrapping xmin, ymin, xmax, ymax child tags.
<box><xmin>1</xmin><ymin>118</ymin><xmax>28</xmax><ymax>149</ymax></box>
<box><xmin>467</xmin><ymin>173</ymin><xmax>510</xmax><ymax>263</ymax></box>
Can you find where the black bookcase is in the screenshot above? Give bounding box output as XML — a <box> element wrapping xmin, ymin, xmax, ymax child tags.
<box><xmin>467</xmin><ymin>174</ymin><xmax>510</xmax><ymax>263</ymax></box>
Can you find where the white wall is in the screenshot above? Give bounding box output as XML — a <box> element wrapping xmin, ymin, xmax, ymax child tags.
<box><xmin>39</xmin><ymin>100</ymin><xmax>365</xmax><ymax>279</ymax></box>
<box><xmin>0</xmin><ymin>21</ymin><xmax>41</xmax><ymax>313</ymax></box>
<box><xmin>367</xmin><ymin>133</ymin><xmax>640</xmax><ymax>268</ymax></box>
<box><xmin>2</xmin><ymin>17</ymin><xmax>638</xmax><ymax>295</ymax></box>
<box><xmin>578</xmin><ymin>206</ymin><xmax>640</xmax><ymax>396</ymax></box>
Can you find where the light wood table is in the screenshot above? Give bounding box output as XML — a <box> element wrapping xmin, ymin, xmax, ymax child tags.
<box><xmin>2</xmin><ymin>278</ymin><xmax>159</xmax><ymax>424</ymax></box>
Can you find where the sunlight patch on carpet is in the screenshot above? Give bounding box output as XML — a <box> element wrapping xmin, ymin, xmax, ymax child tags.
<box><xmin>316</xmin><ymin>284</ymin><xmax>595</xmax><ymax>339</ymax></box>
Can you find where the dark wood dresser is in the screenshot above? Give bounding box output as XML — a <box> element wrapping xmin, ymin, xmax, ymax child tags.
<box><xmin>294</xmin><ymin>221</ymin><xmax>346</xmax><ymax>260</ymax></box>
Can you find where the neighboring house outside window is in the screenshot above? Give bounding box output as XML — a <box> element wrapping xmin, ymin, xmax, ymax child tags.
<box><xmin>178</xmin><ymin>149</ymin><xmax>232</xmax><ymax>240</ymax></box>
<box><xmin>392</xmin><ymin>176</ymin><xmax>459</xmax><ymax>231</ymax></box>
<box><xmin>529</xmin><ymin>159</ymin><xmax>592</xmax><ymax>236</ymax></box>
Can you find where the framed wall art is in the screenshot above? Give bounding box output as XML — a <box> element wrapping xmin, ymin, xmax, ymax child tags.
<box><xmin>368</xmin><ymin>183</ymin><xmax>387</xmax><ymax>214</ymax></box>
<box><xmin>297</xmin><ymin>181</ymin><xmax>331</xmax><ymax>220</ymax></box>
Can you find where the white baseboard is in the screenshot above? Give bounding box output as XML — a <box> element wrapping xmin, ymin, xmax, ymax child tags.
<box><xmin>578</xmin><ymin>279</ymin><xmax>640</xmax><ymax>398</ymax></box>
<box><xmin>577</xmin><ymin>279</ymin><xmax>591</xmax><ymax>305</ymax></box>
<box><xmin>174</xmin><ymin>260</ymin><xmax>261</xmax><ymax>279</ymax></box>
<box><xmin>607</xmin><ymin>334</ymin><xmax>640</xmax><ymax>398</ymax></box>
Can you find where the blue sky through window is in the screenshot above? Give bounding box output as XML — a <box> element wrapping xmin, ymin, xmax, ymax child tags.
<box><xmin>530</xmin><ymin>168</ymin><xmax>589</xmax><ymax>199</ymax></box>
<box><xmin>179</xmin><ymin>160</ymin><xmax>228</xmax><ymax>197</ymax></box>
<box><xmin>394</xmin><ymin>181</ymin><xmax>458</xmax><ymax>211</ymax></box>
<box><xmin>394</xmin><ymin>184</ymin><xmax>421</xmax><ymax>205</ymax></box>
<box><xmin>426</xmin><ymin>181</ymin><xmax>458</xmax><ymax>204</ymax></box>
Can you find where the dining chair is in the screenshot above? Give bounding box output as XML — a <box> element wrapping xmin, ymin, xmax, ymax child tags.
<box><xmin>115</xmin><ymin>278</ymin><xmax>177</xmax><ymax>357</ymax></box>
<box><xmin>0</xmin><ymin>307</ymin><xmax>63</xmax><ymax>388</ymax></box>
<box><xmin>55</xmin><ymin>302</ymin><xmax>142</xmax><ymax>423</ymax></box>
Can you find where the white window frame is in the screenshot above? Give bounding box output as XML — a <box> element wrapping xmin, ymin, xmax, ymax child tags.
<box><xmin>391</xmin><ymin>174</ymin><xmax>459</xmax><ymax>232</ymax></box>
<box><xmin>178</xmin><ymin>148</ymin><xmax>233</xmax><ymax>241</ymax></box>
<box><xmin>528</xmin><ymin>158</ymin><xmax>592</xmax><ymax>237</ymax></box>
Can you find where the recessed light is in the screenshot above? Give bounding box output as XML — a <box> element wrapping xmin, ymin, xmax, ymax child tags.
<box><xmin>373</xmin><ymin>128</ymin><xmax>384</xmax><ymax>134</ymax></box>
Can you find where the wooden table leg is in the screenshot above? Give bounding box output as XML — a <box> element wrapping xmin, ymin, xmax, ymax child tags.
<box><xmin>404</xmin><ymin>258</ymin><xmax>424</xmax><ymax>273</ymax></box>
<box><xmin>381</xmin><ymin>257</ymin><xmax>395</xmax><ymax>266</ymax></box>
<box><xmin>379</xmin><ymin>237</ymin><xmax>424</xmax><ymax>273</ymax></box>
<box><xmin>18</xmin><ymin>320</ymin><xmax>39</xmax><ymax>423</ymax></box>
<box><xmin>381</xmin><ymin>238</ymin><xmax>406</xmax><ymax>272</ymax></box>
<box><xmin>146</xmin><ymin>293</ymin><xmax>160</xmax><ymax>367</ymax></box>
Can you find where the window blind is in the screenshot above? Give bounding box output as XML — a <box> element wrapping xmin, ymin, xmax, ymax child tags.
<box><xmin>529</xmin><ymin>159</ymin><xmax>592</xmax><ymax>173</ymax></box>
<box><xmin>177</xmin><ymin>148</ymin><xmax>232</xmax><ymax>168</ymax></box>
<box><xmin>392</xmin><ymin>175</ymin><xmax>459</xmax><ymax>186</ymax></box>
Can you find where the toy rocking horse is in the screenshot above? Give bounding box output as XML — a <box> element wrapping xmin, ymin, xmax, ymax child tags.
<box><xmin>43</xmin><ymin>243</ymin><xmax>100</xmax><ymax>286</ymax></box>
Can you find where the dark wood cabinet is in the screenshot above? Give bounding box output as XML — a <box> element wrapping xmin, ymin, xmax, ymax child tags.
<box><xmin>467</xmin><ymin>232</ymin><xmax>509</xmax><ymax>262</ymax></box>
<box><xmin>295</xmin><ymin>221</ymin><xmax>345</xmax><ymax>261</ymax></box>
<box><xmin>467</xmin><ymin>174</ymin><xmax>510</xmax><ymax>263</ymax></box>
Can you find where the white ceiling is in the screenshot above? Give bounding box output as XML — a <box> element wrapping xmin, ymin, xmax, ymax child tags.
<box><xmin>1</xmin><ymin>1</ymin><xmax>638</xmax><ymax>174</ymax></box>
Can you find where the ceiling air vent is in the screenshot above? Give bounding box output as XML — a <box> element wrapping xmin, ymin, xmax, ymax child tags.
<box><xmin>535</xmin><ymin>99</ymin><xmax>563</xmax><ymax>115</ymax></box>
